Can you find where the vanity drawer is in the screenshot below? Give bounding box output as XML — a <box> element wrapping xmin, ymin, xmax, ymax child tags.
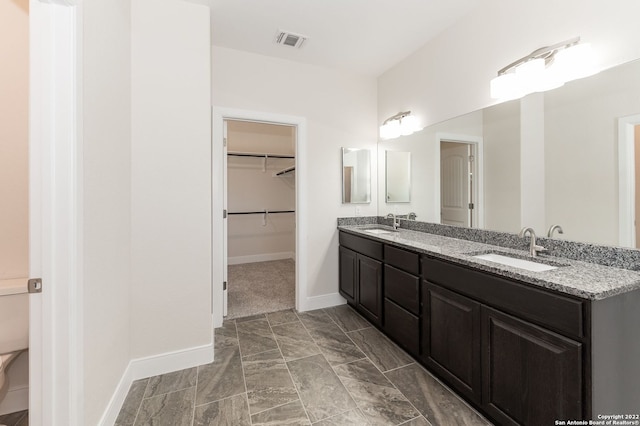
<box><xmin>384</xmin><ymin>244</ymin><xmax>420</xmax><ymax>275</ymax></box>
<box><xmin>422</xmin><ymin>256</ymin><xmax>586</xmax><ymax>339</ymax></box>
<box><xmin>339</xmin><ymin>232</ymin><xmax>383</xmax><ymax>261</ymax></box>
<box><xmin>384</xmin><ymin>265</ymin><xmax>420</xmax><ymax>315</ymax></box>
<box><xmin>384</xmin><ymin>298</ymin><xmax>419</xmax><ymax>356</ymax></box>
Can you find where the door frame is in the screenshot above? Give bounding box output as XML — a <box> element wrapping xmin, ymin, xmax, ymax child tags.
<box><xmin>30</xmin><ymin>0</ymin><xmax>84</xmax><ymax>424</ymax></box>
<box><xmin>618</xmin><ymin>114</ymin><xmax>640</xmax><ymax>248</ymax></box>
<box><xmin>212</xmin><ymin>108</ymin><xmax>307</xmax><ymax>328</ymax></box>
<box><xmin>436</xmin><ymin>133</ymin><xmax>484</xmax><ymax>229</ymax></box>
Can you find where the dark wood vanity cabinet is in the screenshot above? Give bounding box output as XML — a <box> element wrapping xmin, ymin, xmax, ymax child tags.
<box><xmin>383</xmin><ymin>245</ymin><xmax>420</xmax><ymax>356</ymax></box>
<box><xmin>422</xmin><ymin>282</ymin><xmax>482</xmax><ymax>403</ymax></box>
<box><xmin>422</xmin><ymin>256</ymin><xmax>588</xmax><ymax>425</ymax></box>
<box><xmin>338</xmin><ymin>230</ymin><xmax>591</xmax><ymax>425</ymax></box>
<box><xmin>338</xmin><ymin>232</ymin><xmax>383</xmax><ymax>326</ymax></box>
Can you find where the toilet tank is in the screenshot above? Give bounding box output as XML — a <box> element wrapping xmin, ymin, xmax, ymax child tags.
<box><xmin>0</xmin><ymin>279</ymin><xmax>29</xmax><ymax>354</ymax></box>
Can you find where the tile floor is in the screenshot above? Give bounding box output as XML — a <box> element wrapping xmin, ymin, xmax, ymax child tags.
<box><xmin>115</xmin><ymin>305</ymin><xmax>492</xmax><ymax>426</ymax></box>
<box><xmin>0</xmin><ymin>409</ymin><xmax>28</xmax><ymax>426</ymax></box>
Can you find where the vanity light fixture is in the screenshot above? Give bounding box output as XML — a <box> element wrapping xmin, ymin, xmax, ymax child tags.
<box><xmin>490</xmin><ymin>37</ymin><xmax>598</xmax><ymax>101</ymax></box>
<box><xmin>379</xmin><ymin>111</ymin><xmax>420</xmax><ymax>140</ymax></box>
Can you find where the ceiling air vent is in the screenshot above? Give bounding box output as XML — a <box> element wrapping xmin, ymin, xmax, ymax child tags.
<box><xmin>275</xmin><ymin>30</ymin><xmax>308</xmax><ymax>49</ymax></box>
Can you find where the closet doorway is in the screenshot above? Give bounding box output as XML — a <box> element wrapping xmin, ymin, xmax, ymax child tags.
<box><xmin>223</xmin><ymin>119</ymin><xmax>297</xmax><ymax>319</ymax></box>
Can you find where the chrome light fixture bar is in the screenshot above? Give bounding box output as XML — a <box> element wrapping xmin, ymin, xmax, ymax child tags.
<box><xmin>379</xmin><ymin>111</ymin><xmax>420</xmax><ymax>140</ymax></box>
<box><xmin>491</xmin><ymin>37</ymin><xmax>598</xmax><ymax>101</ymax></box>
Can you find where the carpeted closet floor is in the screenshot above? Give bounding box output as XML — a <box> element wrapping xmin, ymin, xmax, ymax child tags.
<box><xmin>226</xmin><ymin>259</ymin><xmax>295</xmax><ymax>320</ymax></box>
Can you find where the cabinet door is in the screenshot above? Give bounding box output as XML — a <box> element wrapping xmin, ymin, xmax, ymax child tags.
<box><xmin>422</xmin><ymin>283</ymin><xmax>482</xmax><ymax>403</ymax></box>
<box><xmin>482</xmin><ymin>306</ymin><xmax>583</xmax><ymax>425</ymax></box>
<box><xmin>339</xmin><ymin>246</ymin><xmax>357</xmax><ymax>304</ymax></box>
<box><xmin>357</xmin><ymin>255</ymin><xmax>383</xmax><ymax>326</ymax></box>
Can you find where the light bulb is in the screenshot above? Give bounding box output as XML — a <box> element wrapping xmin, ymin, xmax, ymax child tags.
<box><xmin>400</xmin><ymin>115</ymin><xmax>419</xmax><ymax>136</ymax></box>
<box><xmin>554</xmin><ymin>43</ymin><xmax>597</xmax><ymax>81</ymax></box>
<box><xmin>515</xmin><ymin>58</ymin><xmax>545</xmax><ymax>96</ymax></box>
<box><xmin>490</xmin><ymin>73</ymin><xmax>523</xmax><ymax>100</ymax></box>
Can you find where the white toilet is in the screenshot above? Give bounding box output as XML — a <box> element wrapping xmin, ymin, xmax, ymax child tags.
<box><xmin>0</xmin><ymin>279</ymin><xmax>29</xmax><ymax>404</ymax></box>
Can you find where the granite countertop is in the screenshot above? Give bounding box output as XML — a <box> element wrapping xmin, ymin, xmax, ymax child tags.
<box><xmin>338</xmin><ymin>224</ymin><xmax>640</xmax><ymax>301</ymax></box>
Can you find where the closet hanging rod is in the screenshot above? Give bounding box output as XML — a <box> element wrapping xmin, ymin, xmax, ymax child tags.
<box><xmin>275</xmin><ymin>166</ymin><xmax>296</xmax><ymax>176</ymax></box>
<box><xmin>228</xmin><ymin>210</ymin><xmax>295</xmax><ymax>215</ymax></box>
<box><xmin>227</xmin><ymin>152</ymin><xmax>295</xmax><ymax>159</ymax></box>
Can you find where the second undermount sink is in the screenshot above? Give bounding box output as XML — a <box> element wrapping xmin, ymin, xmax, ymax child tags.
<box><xmin>473</xmin><ymin>253</ymin><xmax>559</xmax><ymax>272</ymax></box>
<box><xmin>364</xmin><ymin>229</ymin><xmax>394</xmax><ymax>235</ymax></box>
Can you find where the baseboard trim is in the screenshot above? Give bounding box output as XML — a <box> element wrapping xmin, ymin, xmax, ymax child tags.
<box><xmin>228</xmin><ymin>252</ymin><xmax>294</xmax><ymax>265</ymax></box>
<box><xmin>98</xmin><ymin>343</ymin><xmax>213</xmax><ymax>426</ymax></box>
<box><xmin>0</xmin><ymin>385</ymin><xmax>28</xmax><ymax>416</ymax></box>
<box><xmin>302</xmin><ymin>292</ymin><xmax>346</xmax><ymax>312</ymax></box>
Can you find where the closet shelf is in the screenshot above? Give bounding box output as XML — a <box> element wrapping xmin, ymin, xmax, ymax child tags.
<box><xmin>227</xmin><ymin>151</ymin><xmax>294</xmax><ymax>159</ymax></box>
<box><xmin>274</xmin><ymin>166</ymin><xmax>295</xmax><ymax>177</ymax></box>
<box><xmin>228</xmin><ymin>210</ymin><xmax>295</xmax><ymax>215</ymax></box>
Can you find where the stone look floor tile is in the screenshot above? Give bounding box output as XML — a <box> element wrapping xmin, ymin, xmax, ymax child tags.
<box><xmin>323</xmin><ymin>305</ymin><xmax>371</xmax><ymax>332</ymax></box>
<box><xmin>144</xmin><ymin>367</ymin><xmax>197</xmax><ymax>398</ymax></box>
<box><xmin>384</xmin><ymin>363</ymin><xmax>491</xmax><ymax>426</ymax></box>
<box><xmin>296</xmin><ymin>309</ymin><xmax>333</xmax><ymax>329</ymax></box>
<box><xmin>115</xmin><ymin>378</ymin><xmax>149</xmax><ymax>425</ymax></box>
<box><xmin>215</xmin><ymin>320</ymin><xmax>239</xmax><ymax>350</ymax></box>
<box><xmin>236</xmin><ymin>313</ymin><xmax>267</xmax><ymax>323</ymax></box>
<box><xmin>402</xmin><ymin>416</ymin><xmax>432</xmax><ymax>426</ymax></box>
<box><xmin>272</xmin><ymin>321</ymin><xmax>321</xmax><ymax>361</ymax></box>
<box><xmin>287</xmin><ymin>353</ymin><xmax>357</xmax><ymax>422</ymax></box>
<box><xmin>267</xmin><ymin>309</ymin><xmax>300</xmax><ymax>326</ymax></box>
<box><xmin>334</xmin><ymin>358</ymin><xmax>419</xmax><ymax>425</ymax></box>
<box><xmin>134</xmin><ymin>387</ymin><xmax>195</xmax><ymax>426</ymax></box>
<box><xmin>242</xmin><ymin>349</ymin><xmax>299</xmax><ymax>414</ymax></box>
<box><xmin>251</xmin><ymin>400</ymin><xmax>311</xmax><ymax>426</ymax></box>
<box><xmin>193</xmin><ymin>394</ymin><xmax>250</xmax><ymax>426</ymax></box>
<box><xmin>307</xmin><ymin>322</ymin><xmax>366</xmax><ymax>366</ymax></box>
<box><xmin>196</xmin><ymin>345</ymin><xmax>245</xmax><ymax>405</ymax></box>
<box><xmin>347</xmin><ymin>327</ymin><xmax>413</xmax><ymax>372</ymax></box>
<box><xmin>0</xmin><ymin>410</ymin><xmax>28</xmax><ymax>426</ymax></box>
<box><xmin>311</xmin><ymin>409</ymin><xmax>369</xmax><ymax>425</ymax></box>
<box><xmin>236</xmin><ymin>317</ymin><xmax>279</xmax><ymax>356</ymax></box>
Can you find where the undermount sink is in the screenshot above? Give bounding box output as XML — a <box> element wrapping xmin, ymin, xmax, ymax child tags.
<box><xmin>364</xmin><ymin>229</ymin><xmax>395</xmax><ymax>235</ymax></box>
<box><xmin>473</xmin><ymin>253</ymin><xmax>559</xmax><ymax>272</ymax></box>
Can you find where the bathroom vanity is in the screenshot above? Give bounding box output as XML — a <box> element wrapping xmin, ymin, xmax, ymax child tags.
<box><xmin>338</xmin><ymin>223</ymin><xmax>640</xmax><ymax>426</ymax></box>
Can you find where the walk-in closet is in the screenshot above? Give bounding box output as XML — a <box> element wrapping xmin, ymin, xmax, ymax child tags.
<box><xmin>225</xmin><ymin>120</ymin><xmax>296</xmax><ymax>319</ymax></box>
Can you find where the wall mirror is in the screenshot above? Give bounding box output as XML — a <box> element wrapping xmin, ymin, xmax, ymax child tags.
<box><xmin>385</xmin><ymin>151</ymin><xmax>411</xmax><ymax>203</ymax></box>
<box><xmin>378</xmin><ymin>58</ymin><xmax>640</xmax><ymax>248</ymax></box>
<box><xmin>342</xmin><ymin>147</ymin><xmax>371</xmax><ymax>204</ymax></box>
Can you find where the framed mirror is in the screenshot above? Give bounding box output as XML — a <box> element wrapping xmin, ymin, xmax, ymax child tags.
<box><xmin>385</xmin><ymin>151</ymin><xmax>411</xmax><ymax>203</ymax></box>
<box><xmin>342</xmin><ymin>148</ymin><xmax>371</xmax><ymax>204</ymax></box>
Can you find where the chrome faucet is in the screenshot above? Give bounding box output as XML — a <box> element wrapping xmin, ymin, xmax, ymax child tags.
<box><xmin>407</xmin><ymin>212</ymin><xmax>417</xmax><ymax>220</ymax></box>
<box><xmin>386</xmin><ymin>213</ymin><xmax>400</xmax><ymax>230</ymax></box>
<box><xmin>518</xmin><ymin>227</ymin><xmax>546</xmax><ymax>257</ymax></box>
<box><xmin>547</xmin><ymin>224</ymin><xmax>564</xmax><ymax>238</ymax></box>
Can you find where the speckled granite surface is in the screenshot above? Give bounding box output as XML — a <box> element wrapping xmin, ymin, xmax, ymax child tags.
<box><xmin>338</xmin><ymin>224</ymin><xmax>640</xmax><ymax>301</ymax></box>
<box><xmin>374</xmin><ymin>217</ymin><xmax>640</xmax><ymax>271</ymax></box>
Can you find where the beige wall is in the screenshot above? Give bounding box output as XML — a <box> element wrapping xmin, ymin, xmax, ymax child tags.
<box><xmin>483</xmin><ymin>100</ymin><xmax>521</xmax><ymax>233</ymax></box>
<box><xmin>0</xmin><ymin>0</ymin><xmax>29</xmax><ymax>415</ymax></box>
<box><xmin>131</xmin><ymin>0</ymin><xmax>212</xmax><ymax>359</ymax></box>
<box><xmin>81</xmin><ymin>0</ymin><xmax>132</xmax><ymax>423</ymax></box>
<box><xmin>545</xmin><ymin>60</ymin><xmax>640</xmax><ymax>246</ymax></box>
<box><xmin>636</xmin><ymin>125</ymin><xmax>640</xmax><ymax>247</ymax></box>
<box><xmin>213</xmin><ymin>46</ymin><xmax>378</xmax><ymax>300</ymax></box>
<box><xmin>0</xmin><ymin>0</ymin><xmax>29</xmax><ymax>280</ymax></box>
<box><xmin>227</xmin><ymin>121</ymin><xmax>296</xmax><ymax>262</ymax></box>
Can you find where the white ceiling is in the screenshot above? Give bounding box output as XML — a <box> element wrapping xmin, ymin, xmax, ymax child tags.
<box><xmin>208</xmin><ymin>0</ymin><xmax>481</xmax><ymax>77</ymax></box>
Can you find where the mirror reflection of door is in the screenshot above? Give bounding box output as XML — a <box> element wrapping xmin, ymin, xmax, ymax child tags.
<box><xmin>343</xmin><ymin>166</ymin><xmax>353</xmax><ymax>203</ymax></box>
<box><xmin>441</xmin><ymin>141</ymin><xmax>473</xmax><ymax>227</ymax></box>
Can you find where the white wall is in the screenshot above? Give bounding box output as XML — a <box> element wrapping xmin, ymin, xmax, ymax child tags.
<box><xmin>81</xmin><ymin>0</ymin><xmax>132</xmax><ymax>423</ymax></box>
<box><xmin>378</xmin><ymin>0</ymin><xmax>640</xmax><ymax>131</ymax></box>
<box><xmin>131</xmin><ymin>0</ymin><xmax>212</xmax><ymax>358</ymax></box>
<box><xmin>227</xmin><ymin>121</ymin><xmax>296</xmax><ymax>263</ymax></box>
<box><xmin>213</xmin><ymin>46</ymin><xmax>377</xmax><ymax>301</ymax></box>
<box><xmin>0</xmin><ymin>0</ymin><xmax>29</xmax><ymax>415</ymax></box>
